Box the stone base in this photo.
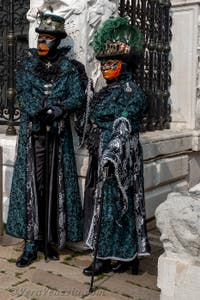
[0,233,22,246]
[3,196,9,224]
[157,254,200,300]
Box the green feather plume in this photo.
[92,17,143,55]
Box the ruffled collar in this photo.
[106,72,133,86]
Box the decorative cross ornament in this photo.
[46,61,52,68]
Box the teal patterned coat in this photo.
[85,73,151,260]
[6,48,85,245]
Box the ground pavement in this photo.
[0,226,163,300]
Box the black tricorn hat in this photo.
[35,13,67,39]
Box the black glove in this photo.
[34,106,63,123]
[102,160,115,177]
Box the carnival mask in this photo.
[37,34,58,57]
[101,59,122,80]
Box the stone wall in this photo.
[170,0,200,130]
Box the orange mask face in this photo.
[101,59,122,80]
[37,34,57,57]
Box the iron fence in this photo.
[119,0,172,131]
[0,0,29,134]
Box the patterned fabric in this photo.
[85,73,150,260]
[24,240,38,254]
[100,117,133,219]
[6,48,85,246]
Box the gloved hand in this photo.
[102,160,115,177]
[34,106,63,124]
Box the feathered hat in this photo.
[93,17,143,61]
[35,12,67,39]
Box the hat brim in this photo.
[96,50,143,61]
[35,28,67,39]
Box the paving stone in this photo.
[9,281,81,300]
[85,289,130,300]
[111,272,158,292]
[24,261,113,291]
[0,272,20,289]
[34,294,81,300]
[99,275,160,300]
[0,289,13,300]
[0,259,26,276]
[8,281,51,299]
[30,269,90,297]
[13,297,28,300]
[0,243,23,260]
[30,260,87,283]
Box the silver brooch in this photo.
[125,83,132,93]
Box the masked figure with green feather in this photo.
[82,17,151,276]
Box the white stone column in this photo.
[170,0,199,130]
[158,254,200,300]
[156,191,200,300]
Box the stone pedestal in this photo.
[0,134,17,224]
[158,254,200,300]
[156,191,200,300]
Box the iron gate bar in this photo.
[119,0,125,16]
[131,0,136,25]
[163,0,172,129]
[7,0,17,135]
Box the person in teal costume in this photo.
[6,13,86,267]
[82,17,151,276]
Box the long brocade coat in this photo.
[6,49,85,247]
[85,73,151,260]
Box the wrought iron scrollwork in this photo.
[119,0,172,131]
[0,0,29,134]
